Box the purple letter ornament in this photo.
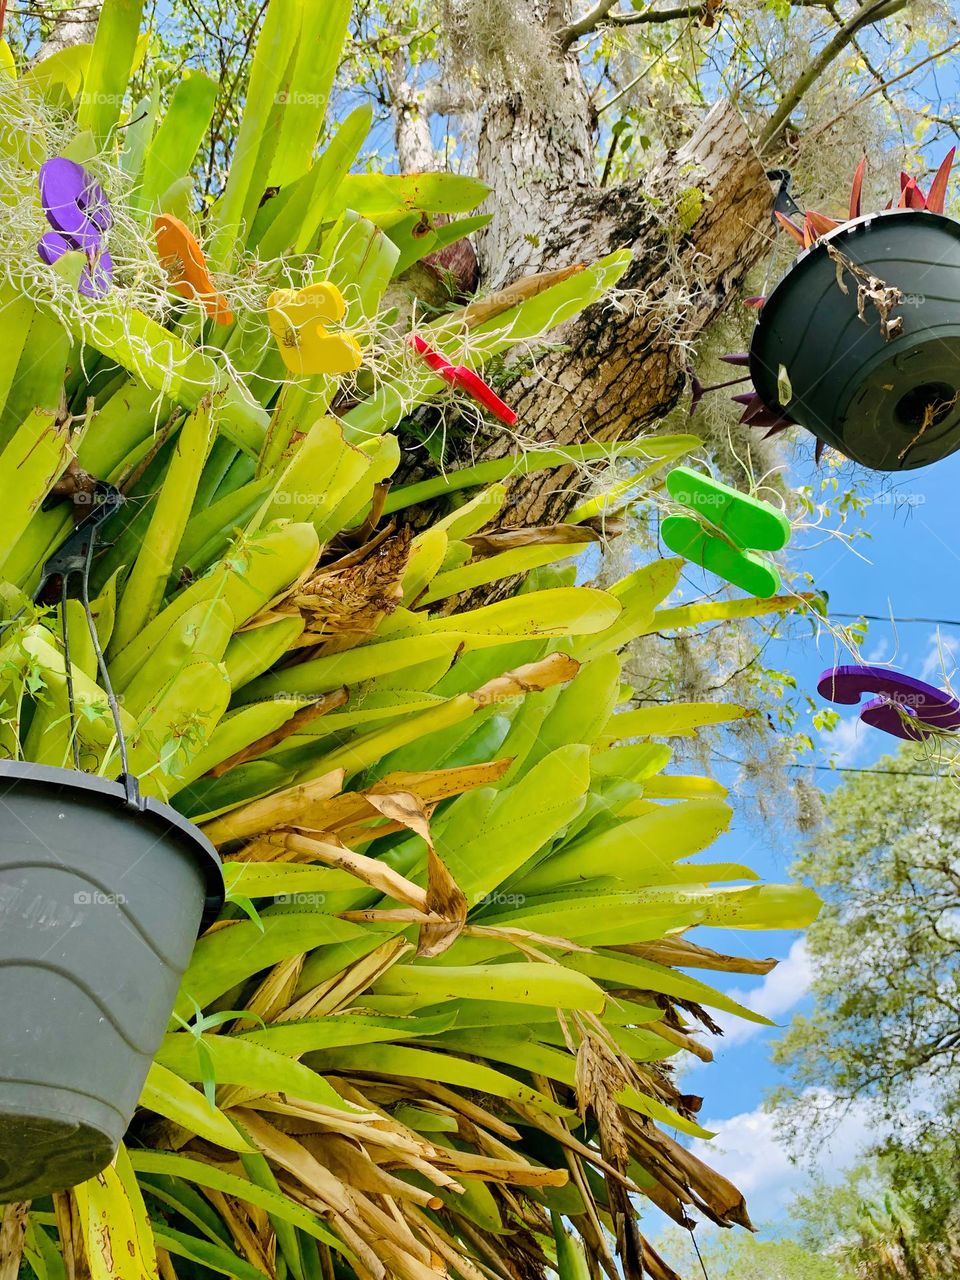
[818,665,960,741]
[37,158,113,298]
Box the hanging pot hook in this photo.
[766,168,802,222]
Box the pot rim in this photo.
[0,759,224,930]
[749,207,960,411]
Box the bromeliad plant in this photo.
[698,152,960,473]
[0,4,820,1280]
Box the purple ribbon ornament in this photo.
[818,665,960,741]
[37,158,113,298]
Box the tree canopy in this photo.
[773,746,960,1136]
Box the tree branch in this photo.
[558,0,619,49]
[806,33,960,144]
[759,0,910,149]
[559,0,835,46]
[35,0,101,60]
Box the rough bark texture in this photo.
[469,99,773,529]
[471,1,595,288]
[391,4,773,537]
[36,0,102,60]
[387,62,440,175]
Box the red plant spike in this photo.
[898,176,926,209]
[774,210,806,247]
[410,336,518,426]
[926,147,956,215]
[775,150,955,258]
[805,209,840,237]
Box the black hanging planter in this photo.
[0,762,223,1200]
[750,208,960,471]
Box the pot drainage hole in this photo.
[895,381,956,430]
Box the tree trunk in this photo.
[471,98,773,529]
[36,0,102,60]
[392,4,773,533]
[387,61,440,175]
[473,3,595,288]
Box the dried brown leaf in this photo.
[464,524,601,556]
[472,653,580,708]
[455,263,586,329]
[201,770,345,846]
[208,690,348,777]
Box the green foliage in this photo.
[0,5,824,1279]
[770,744,960,1274]
[772,745,960,1136]
[656,1226,855,1280]
[790,1144,960,1280]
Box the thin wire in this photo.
[60,576,81,771]
[787,762,942,778]
[688,1228,710,1280]
[829,612,960,627]
[80,529,129,778]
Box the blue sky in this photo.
[660,440,960,1234]
[650,44,960,1222]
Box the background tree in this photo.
[656,1146,960,1279]
[772,745,960,1138]
[655,1223,856,1279]
[793,1148,960,1279]
[772,745,960,1273]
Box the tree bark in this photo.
[393,5,773,533]
[473,3,596,288]
[477,99,772,528]
[387,62,439,175]
[36,0,102,60]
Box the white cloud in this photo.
[865,637,891,664]
[684,939,812,1066]
[825,714,867,767]
[714,938,812,1049]
[688,1094,878,1228]
[920,630,960,683]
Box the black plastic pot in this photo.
[750,208,960,471]
[0,762,223,1200]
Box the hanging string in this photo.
[60,575,81,771]
[79,518,130,781]
[0,485,134,792]
[688,1227,711,1280]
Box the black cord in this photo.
[60,576,81,771]
[788,761,946,778]
[688,1227,710,1280]
[79,526,130,780]
[830,611,960,627]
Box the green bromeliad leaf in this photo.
[127,1153,345,1252]
[0,6,821,1278]
[140,1063,253,1153]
